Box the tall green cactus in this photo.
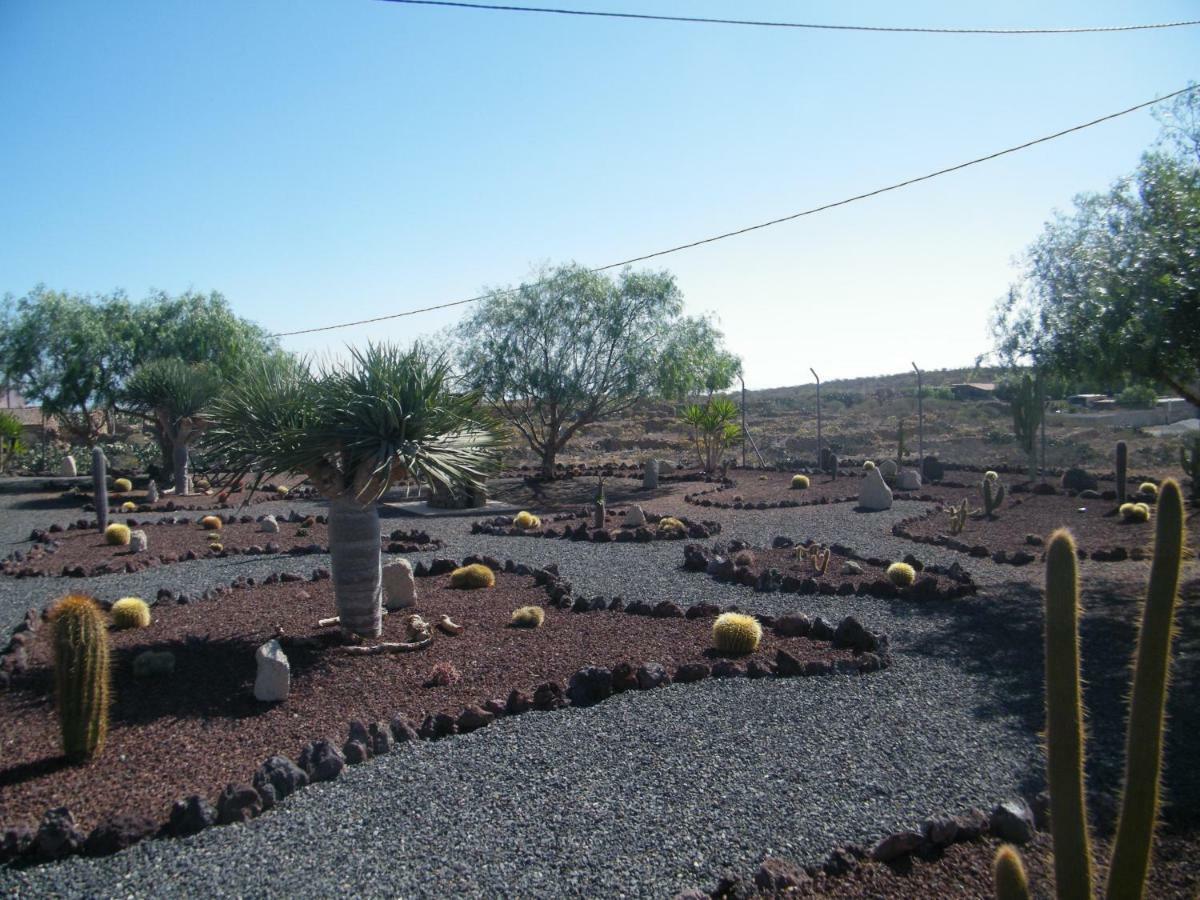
[1116,440,1128,504]
[50,594,111,763]
[1182,435,1199,502]
[982,472,1006,517]
[993,845,1031,900]
[1106,478,1185,898]
[92,447,108,532]
[996,479,1186,900]
[1044,529,1093,900]
[1010,372,1043,481]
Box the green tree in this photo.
[993,88,1200,406]
[204,344,502,638]
[122,359,224,495]
[0,411,24,472]
[681,397,741,472]
[456,262,684,479]
[656,315,742,402]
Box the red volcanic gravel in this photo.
[686,469,966,511]
[0,571,861,835]
[4,519,442,578]
[895,491,1200,563]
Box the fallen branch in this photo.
[338,637,433,656]
[317,610,389,629]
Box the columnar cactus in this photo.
[992,845,1031,900]
[1181,435,1199,501]
[948,499,970,535]
[92,447,108,532]
[982,471,1006,517]
[1116,440,1128,504]
[50,594,112,762]
[996,479,1186,900]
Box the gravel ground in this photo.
[0,486,1131,897]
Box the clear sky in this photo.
[1,1,1196,388]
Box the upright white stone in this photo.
[642,459,658,490]
[145,481,159,503]
[896,469,922,491]
[259,514,280,534]
[129,530,148,553]
[879,459,899,479]
[383,559,417,611]
[58,456,77,477]
[858,466,894,511]
[623,505,647,527]
[254,639,290,702]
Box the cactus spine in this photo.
[996,479,1186,900]
[1105,478,1185,899]
[92,447,108,532]
[1182,435,1199,502]
[1116,440,1128,504]
[982,473,1006,517]
[50,594,111,762]
[992,845,1031,900]
[1044,529,1093,900]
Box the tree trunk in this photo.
[328,495,383,638]
[540,446,557,480]
[172,441,190,497]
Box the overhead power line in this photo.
[270,84,1196,339]
[377,0,1200,35]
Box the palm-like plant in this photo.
[203,344,504,639]
[123,359,224,496]
[0,410,24,473]
[681,397,742,473]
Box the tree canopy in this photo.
[0,287,275,439]
[455,262,700,477]
[656,315,743,402]
[993,87,1200,406]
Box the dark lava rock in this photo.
[368,721,395,755]
[775,612,812,637]
[804,660,833,676]
[84,815,156,856]
[217,783,263,825]
[457,705,495,733]
[990,799,1036,844]
[1061,467,1098,492]
[0,826,33,863]
[871,830,923,862]
[955,807,990,841]
[636,662,671,689]
[774,649,805,677]
[652,600,685,618]
[611,661,638,692]
[252,756,309,809]
[746,659,774,679]
[771,535,795,549]
[533,681,567,710]
[685,601,721,619]
[35,807,85,860]
[420,713,459,739]
[674,662,710,683]
[809,616,835,641]
[506,688,533,714]
[833,616,876,651]
[298,740,346,782]
[347,720,372,754]
[428,557,457,576]
[711,661,745,679]
[568,666,614,706]
[390,715,419,743]
[755,857,810,891]
[168,795,218,837]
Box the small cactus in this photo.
[49,594,111,763]
[276,485,289,496]
[791,474,810,490]
[208,542,224,553]
[863,460,876,471]
[112,478,132,493]
[982,473,1006,517]
[886,562,916,587]
[993,845,1031,900]
[1181,435,1199,501]
[120,501,137,512]
[510,606,545,628]
[796,543,830,575]
[514,511,541,530]
[657,516,686,536]
[110,597,151,629]
[712,612,762,655]
[450,563,496,589]
[104,523,131,546]
[1116,441,1128,503]
[1138,481,1158,500]
[1120,502,1151,523]
[200,515,223,530]
[948,499,970,535]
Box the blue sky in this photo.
[1,1,1196,387]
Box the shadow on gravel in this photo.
[906,572,1200,830]
[9,495,82,512]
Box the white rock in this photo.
[129,530,148,553]
[879,459,899,479]
[58,456,77,477]
[841,561,863,575]
[254,639,290,702]
[145,481,159,503]
[623,505,647,527]
[259,515,280,534]
[896,469,922,491]
[858,467,893,511]
[642,458,658,490]
[383,559,417,611]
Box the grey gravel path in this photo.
[0,487,1106,897]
